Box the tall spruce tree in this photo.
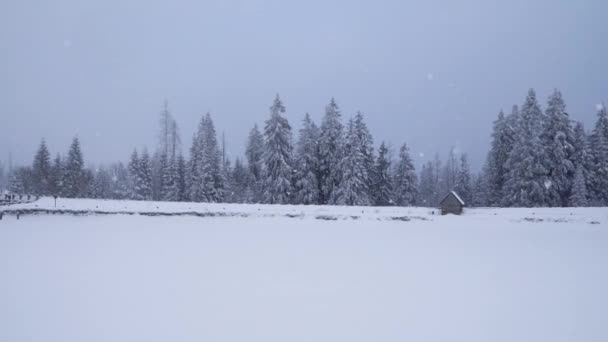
[200,113,224,202]
[588,105,608,205]
[176,154,187,201]
[441,147,459,196]
[393,143,418,206]
[110,162,130,199]
[139,149,154,200]
[245,124,265,203]
[62,137,86,198]
[187,130,203,201]
[262,94,293,204]
[503,89,548,207]
[294,113,320,204]
[454,153,472,204]
[569,164,588,207]
[333,118,371,206]
[542,90,575,206]
[32,139,51,195]
[471,173,489,207]
[49,154,64,196]
[92,166,112,199]
[372,142,393,206]
[485,109,514,206]
[318,98,344,204]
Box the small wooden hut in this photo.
[440,191,465,215]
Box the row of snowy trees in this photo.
[482,89,608,207]
[6,90,608,207]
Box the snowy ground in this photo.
[1,199,607,341]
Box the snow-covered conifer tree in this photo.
[372,142,393,206]
[454,153,472,204]
[293,113,320,204]
[245,124,265,203]
[318,98,344,204]
[49,154,64,196]
[569,164,588,207]
[441,147,459,196]
[128,149,142,200]
[542,90,575,206]
[470,173,489,207]
[32,139,51,195]
[109,162,130,199]
[62,137,86,198]
[200,113,224,202]
[187,129,203,201]
[393,143,418,206]
[176,154,187,201]
[333,118,371,206]
[139,149,153,200]
[503,89,549,207]
[588,105,608,205]
[485,110,511,206]
[92,166,112,199]
[262,94,293,204]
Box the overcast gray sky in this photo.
[1,0,607,170]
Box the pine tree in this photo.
[572,122,588,167]
[441,146,459,196]
[262,94,293,204]
[200,113,224,202]
[139,149,153,200]
[222,157,236,203]
[9,167,34,194]
[318,98,344,204]
[569,164,588,207]
[572,122,593,205]
[503,89,548,207]
[372,142,393,206]
[393,143,418,206]
[187,130,203,201]
[161,154,179,201]
[154,101,181,201]
[542,90,575,206]
[49,154,64,196]
[293,113,320,204]
[110,162,130,199]
[92,166,112,199]
[418,161,436,206]
[128,149,142,200]
[230,158,252,203]
[470,173,489,207]
[63,137,86,198]
[245,124,265,203]
[176,154,187,201]
[333,118,371,206]
[32,139,52,195]
[485,108,517,206]
[454,153,472,204]
[588,105,608,205]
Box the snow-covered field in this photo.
[1,199,607,341]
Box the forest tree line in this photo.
[2,89,607,207]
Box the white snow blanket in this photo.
[0,198,607,341]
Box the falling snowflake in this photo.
[544,180,552,189]
[419,152,425,158]
[596,103,605,111]
[63,39,72,48]
[426,73,434,81]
